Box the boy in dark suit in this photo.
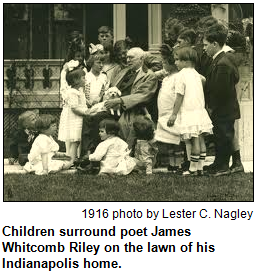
[203,23,240,176]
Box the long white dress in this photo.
[155,73,181,145]
[58,88,87,142]
[23,134,66,175]
[175,68,213,139]
[89,136,136,175]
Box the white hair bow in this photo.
[89,43,104,55]
[67,60,80,71]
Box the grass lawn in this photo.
[3,172,253,202]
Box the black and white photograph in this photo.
[3,3,253,202]
[1,3,255,276]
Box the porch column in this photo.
[148,4,162,53]
[211,4,229,22]
[113,4,126,42]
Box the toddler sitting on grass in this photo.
[133,115,158,175]
[82,119,136,176]
[24,115,70,175]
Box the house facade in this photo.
[3,4,253,161]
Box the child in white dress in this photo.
[24,115,70,175]
[80,53,111,160]
[88,119,136,175]
[60,51,87,104]
[60,49,87,156]
[168,47,213,176]
[154,51,184,172]
[85,53,109,107]
[58,67,96,168]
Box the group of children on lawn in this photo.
[9,18,244,177]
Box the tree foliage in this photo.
[167,4,211,28]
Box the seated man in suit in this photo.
[203,23,241,176]
[104,47,158,150]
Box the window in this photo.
[4,4,113,59]
[4,4,29,59]
[53,4,84,59]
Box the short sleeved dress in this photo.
[155,73,181,145]
[85,71,109,104]
[60,65,87,103]
[23,134,66,175]
[89,136,136,175]
[175,68,213,139]
[58,88,87,142]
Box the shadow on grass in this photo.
[3,172,253,202]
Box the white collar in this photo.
[213,49,224,60]
[88,70,105,80]
[222,44,235,53]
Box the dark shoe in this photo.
[18,154,29,166]
[167,165,178,172]
[167,164,175,171]
[167,165,183,175]
[230,163,244,174]
[73,158,82,167]
[209,168,231,177]
[197,170,204,176]
[131,169,144,175]
[181,160,190,171]
[203,162,217,171]
[77,158,90,169]
[77,165,95,174]
[175,167,184,175]
[182,170,198,176]
[154,160,161,168]
[52,155,71,161]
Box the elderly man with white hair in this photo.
[105,47,158,149]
